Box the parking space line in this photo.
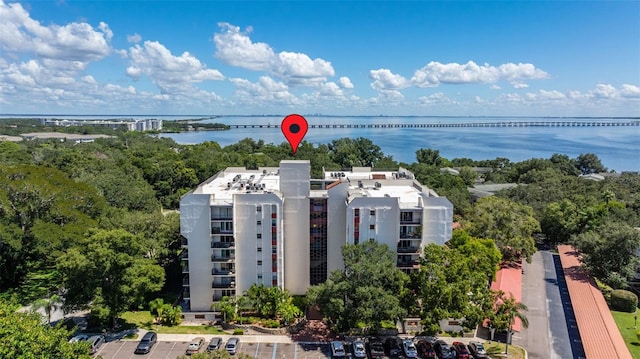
[293,343,297,359]
[254,343,260,358]
[272,343,277,359]
[164,341,177,359]
[112,341,126,358]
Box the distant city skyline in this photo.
[0,0,638,116]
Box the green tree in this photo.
[32,293,64,324]
[160,304,182,326]
[574,153,607,175]
[212,296,236,322]
[307,240,408,332]
[0,299,92,359]
[328,138,384,168]
[416,148,447,166]
[58,229,165,327]
[149,298,165,322]
[571,222,640,289]
[488,290,529,354]
[541,199,580,244]
[458,166,477,186]
[466,197,540,262]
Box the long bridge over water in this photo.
[230,120,640,129]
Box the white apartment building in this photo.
[180,160,452,312]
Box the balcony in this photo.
[211,227,233,234]
[181,237,188,247]
[213,292,235,301]
[212,268,235,276]
[179,250,188,260]
[182,289,190,299]
[182,265,189,273]
[183,276,190,286]
[400,232,422,239]
[211,241,235,249]
[211,255,235,262]
[397,259,420,268]
[397,246,421,254]
[212,281,235,289]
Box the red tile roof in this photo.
[558,245,632,359]
[490,262,523,332]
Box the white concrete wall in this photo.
[180,193,214,312]
[327,182,349,274]
[280,161,310,295]
[233,193,283,293]
[422,196,453,246]
[347,197,400,251]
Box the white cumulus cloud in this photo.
[127,33,142,43]
[127,40,224,93]
[338,76,354,89]
[410,61,549,87]
[214,22,334,86]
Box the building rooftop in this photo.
[194,167,282,200]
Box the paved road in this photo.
[514,250,572,359]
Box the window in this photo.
[370,210,376,216]
[257,260,262,266]
[257,220,262,226]
[354,208,360,217]
[256,206,262,212]
[257,247,262,252]
[257,233,262,239]
[257,274,263,280]
[370,224,375,230]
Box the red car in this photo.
[451,342,470,359]
[416,340,437,359]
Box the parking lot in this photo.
[94,340,333,359]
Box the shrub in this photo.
[233,329,244,335]
[262,319,281,328]
[610,289,638,313]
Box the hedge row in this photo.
[610,289,638,313]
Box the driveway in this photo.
[513,249,573,359]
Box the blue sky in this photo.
[1,1,639,116]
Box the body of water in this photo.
[158,116,640,172]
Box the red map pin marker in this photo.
[281,114,308,154]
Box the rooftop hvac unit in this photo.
[263,169,267,175]
[358,180,363,188]
[226,182,231,189]
[375,182,382,188]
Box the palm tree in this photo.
[491,290,529,354]
[33,294,64,324]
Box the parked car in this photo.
[134,331,157,354]
[367,337,385,358]
[384,337,402,358]
[69,334,89,343]
[352,340,367,358]
[403,339,418,358]
[434,340,454,359]
[186,337,205,355]
[87,335,105,355]
[207,337,223,352]
[331,340,347,358]
[467,341,489,359]
[226,337,239,355]
[451,342,470,359]
[416,340,437,359]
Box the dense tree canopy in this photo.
[466,197,540,262]
[307,240,409,332]
[0,299,92,359]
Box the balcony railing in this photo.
[397,246,421,254]
[181,237,188,246]
[183,276,190,286]
[212,281,235,289]
[211,227,233,234]
[211,242,235,249]
[182,265,189,273]
[400,232,422,239]
[179,250,188,260]
[212,268,235,276]
[211,255,235,262]
[397,259,420,268]
[182,289,190,299]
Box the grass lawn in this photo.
[611,309,640,359]
[484,342,526,359]
[120,311,228,335]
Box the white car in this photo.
[68,334,89,343]
[352,340,367,358]
[186,337,205,355]
[403,339,418,358]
